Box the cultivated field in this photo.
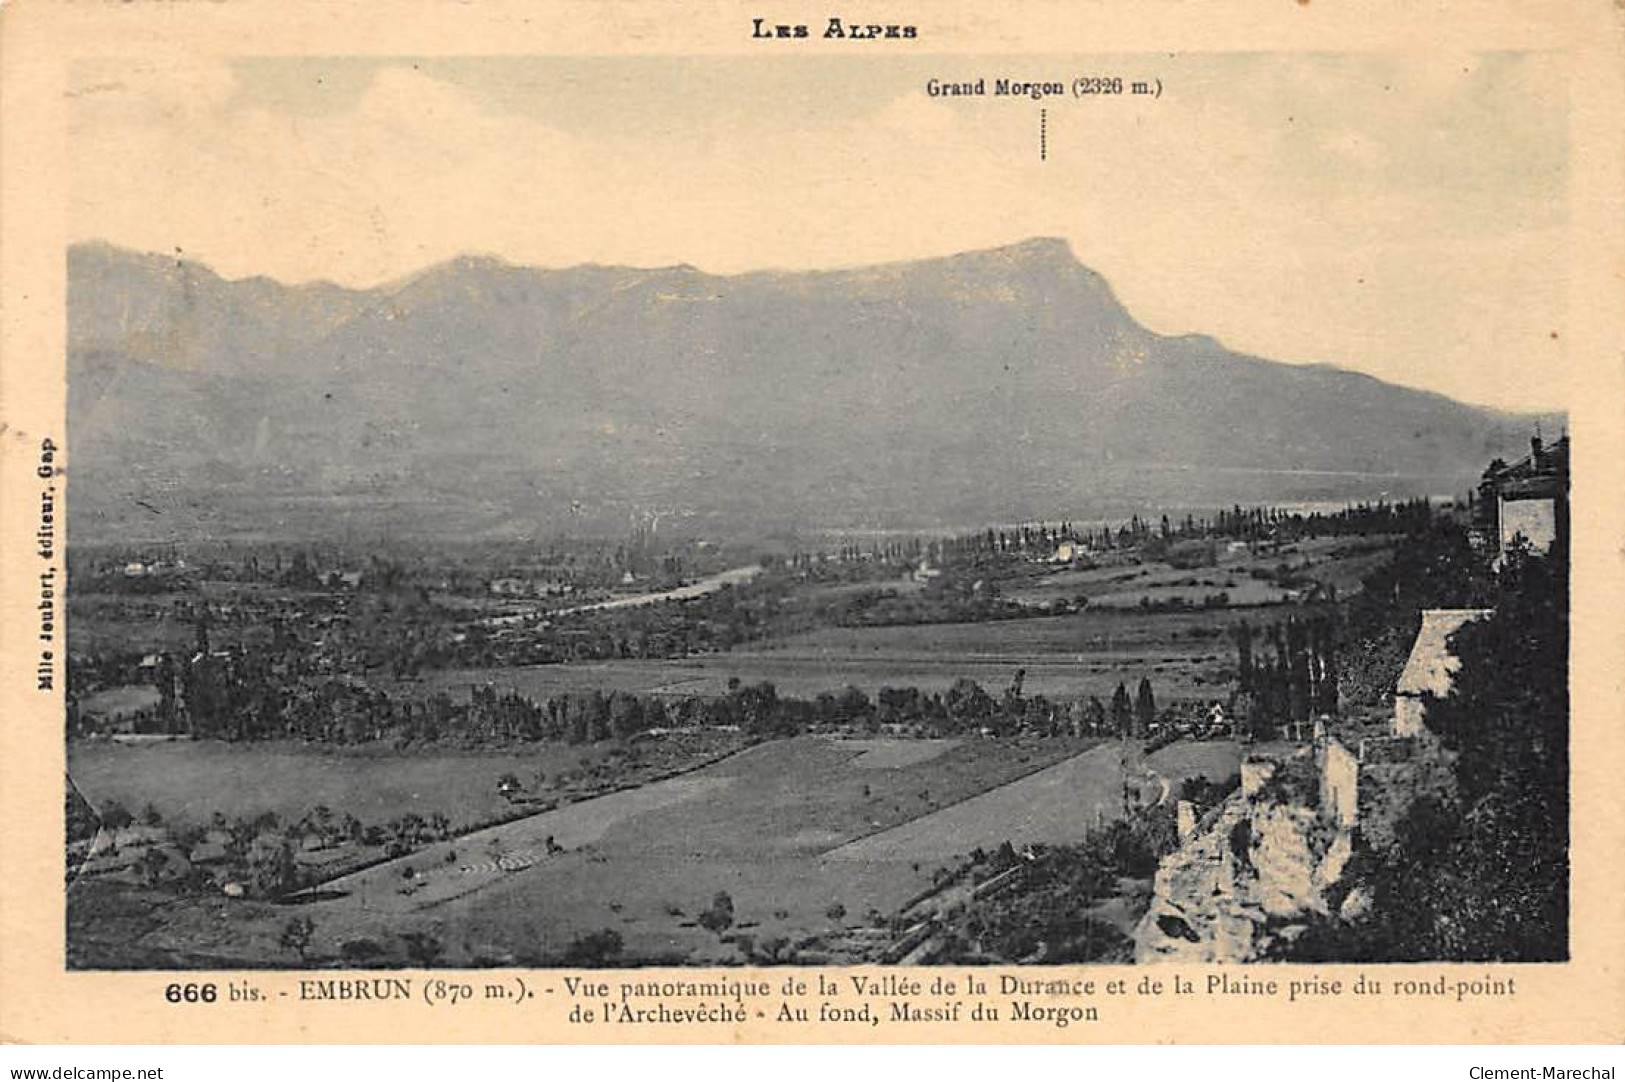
[828,739,1241,862]
[69,732,1244,967]
[68,739,626,831]
[79,685,162,723]
[406,607,1241,705]
[65,533,1398,968]
[1002,536,1393,609]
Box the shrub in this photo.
[340,937,386,963]
[562,928,624,966]
[279,916,316,959]
[398,930,443,967]
[100,801,134,832]
[697,891,735,934]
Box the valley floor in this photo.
[67,734,1241,968]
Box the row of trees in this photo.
[80,658,1181,747]
[1231,614,1340,738]
[784,497,1439,571]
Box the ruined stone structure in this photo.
[1318,737,1360,831]
[1134,604,1476,963]
[1134,747,1346,963]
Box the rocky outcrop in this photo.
[1136,606,1483,964]
[1135,751,1343,963]
[1135,731,1456,962]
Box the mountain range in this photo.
[66,238,1556,543]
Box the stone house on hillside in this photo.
[1474,434,1569,558]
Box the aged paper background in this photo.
[2,0,1622,1044]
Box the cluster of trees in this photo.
[1177,771,1242,814]
[778,499,1433,577]
[101,801,468,900]
[1336,517,1495,711]
[802,522,1090,567]
[71,593,458,734]
[111,815,311,901]
[1105,678,1158,739]
[838,581,1030,628]
[449,576,800,669]
[1230,614,1340,739]
[1133,590,1235,613]
[80,655,1183,748]
[68,536,755,705]
[72,569,790,713]
[510,564,1032,669]
[937,811,1178,964]
[277,918,635,969]
[1293,537,1567,962]
[868,673,1173,739]
[72,534,721,598]
[1204,498,1437,544]
[788,497,1440,573]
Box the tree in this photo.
[698,891,735,934]
[734,681,782,735]
[399,930,444,968]
[1134,678,1156,738]
[279,916,316,960]
[1004,668,1027,707]
[1292,540,1568,963]
[1110,683,1133,737]
[946,679,995,731]
[100,800,134,833]
[1315,636,1341,716]
[139,847,168,888]
[1286,618,1311,726]
[1234,620,1255,690]
[608,691,647,740]
[1409,542,1568,959]
[247,836,302,899]
[1083,696,1107,735]
[312,804,335,843]
[562,928,624,966]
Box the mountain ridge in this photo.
[66,239,1557,542]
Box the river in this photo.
[484,564,763,626]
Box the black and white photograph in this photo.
[56,47,1573,978]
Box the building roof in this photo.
[1486,435,1569,491]
[1500,476,1562,502]
[1396,608,1494,698]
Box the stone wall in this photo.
[1240,756,1278,798]
[1319,738,1360,831]
[1393,695,1427,738]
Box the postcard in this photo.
[1,0,1621,1045]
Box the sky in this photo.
[68,52,1570,412]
